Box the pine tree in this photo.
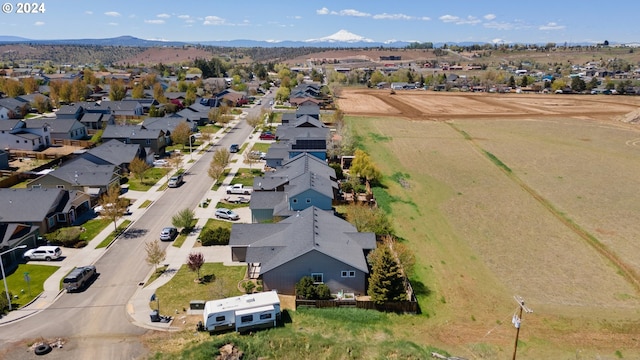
[367,246,407,305]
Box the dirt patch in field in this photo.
[338,88,640,123]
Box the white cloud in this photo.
[185,19,195,24]
[203,16,225,25]
[109,22,119,26]
[145,19,165,24]
[157,13,170,18]
[484,14,496,21]
[439,14,480,25]
[104,11,121,17]
[34,21,44,26]
[373,13,412,20]
[85,10,93,15]
[178,15,190,19]
[316,7,329,15]
[539,22,565,31]
[419,16,431,21]
[338,9,370,17]
[439,15,459,23]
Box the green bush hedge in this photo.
[200,226,230,246]
[44,227,87,248]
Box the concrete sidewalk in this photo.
[0,114,260,330]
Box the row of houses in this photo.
[229,102,377,296]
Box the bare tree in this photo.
[187,252,205,281]
[246,114,262,131]
[169,152,183,175]
[208,162,224,184]
[243,150,259,169]
[98,184,127,232]
[145,240,166,272]
[212,148,231,168]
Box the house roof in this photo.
[0,97,28,111]
[249,191,286,210]
[277,126,329,142]
[79,112,104,124]
[100,100,142,111]
[142,116,195,132]
[82,139,142,166]
[254,153,336,190]
[102,124,163,140]
[42,118,84,133]
[48,158,118,186]
[230,206,376,274]
[283,171,336,199]
[0,188,68,223]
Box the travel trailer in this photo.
[202,291,281,333]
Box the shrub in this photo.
[200,226,231,246]
[243,281,256,294]
[44,227,84,247]
[295,276,332,300]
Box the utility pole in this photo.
[512,295,533,360]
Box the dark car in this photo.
[229,144,240,153]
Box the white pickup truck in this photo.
[226,184,252,195]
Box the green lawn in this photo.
[251,142,270,153]
[151,263,245,313]
[127,167,168,191]
[78,218,111,242]
[229,168,262,187]
[4,264,59,309]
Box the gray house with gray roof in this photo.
[101,124,166,155]
[26,158,120,199]
[79,139,147,173]
[230,206,376,295]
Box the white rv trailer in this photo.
[202,290,281,333]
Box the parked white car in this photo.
[153,159,169,167]
[23,246,62,261]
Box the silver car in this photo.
[215,208,239,221]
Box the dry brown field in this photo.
[338,88,640,358]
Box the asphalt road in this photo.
[0,101,262,359]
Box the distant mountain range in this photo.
[0,32,479,49]
[0,31,612,48]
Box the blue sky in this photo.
[1,1,638,44]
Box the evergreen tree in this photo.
[367,246,407,305]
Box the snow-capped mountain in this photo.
[305,30,373,43]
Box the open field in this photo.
[338,88,640,358]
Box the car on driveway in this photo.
[160,227,178,241]
[23,246,62,261]
[215,208,240,221]
[153,159,169,167]
[259,132,276,140]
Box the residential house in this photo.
[176,102,212,126]
[0,119,51,151]
[0,187,91,239]
[101,124,167,156]
[0,97,29,118]
[251,153,337,223]
[55,102,114,130]
[142,116,198,143]
[17,93,52,111]
[78,139,147,173]
[0,106,10,120]
[100,100,144,118]
[215,89,248,107]
[229,206,376,295]
[27,157,120,200]
[40,118,88,140]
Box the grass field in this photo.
[337,89,640,358]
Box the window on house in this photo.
[47,217,55,227]
[32,184,41,189]
[241,315,253,323]
[341,271,356,278]
[56,185,65,189]
[306,198,311,203]
[56,213,66,222]
[259,313,272,320]
[215,315,225,322]
[292,198,298,204]
[146,139,151,145]
[311,273,323,284]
